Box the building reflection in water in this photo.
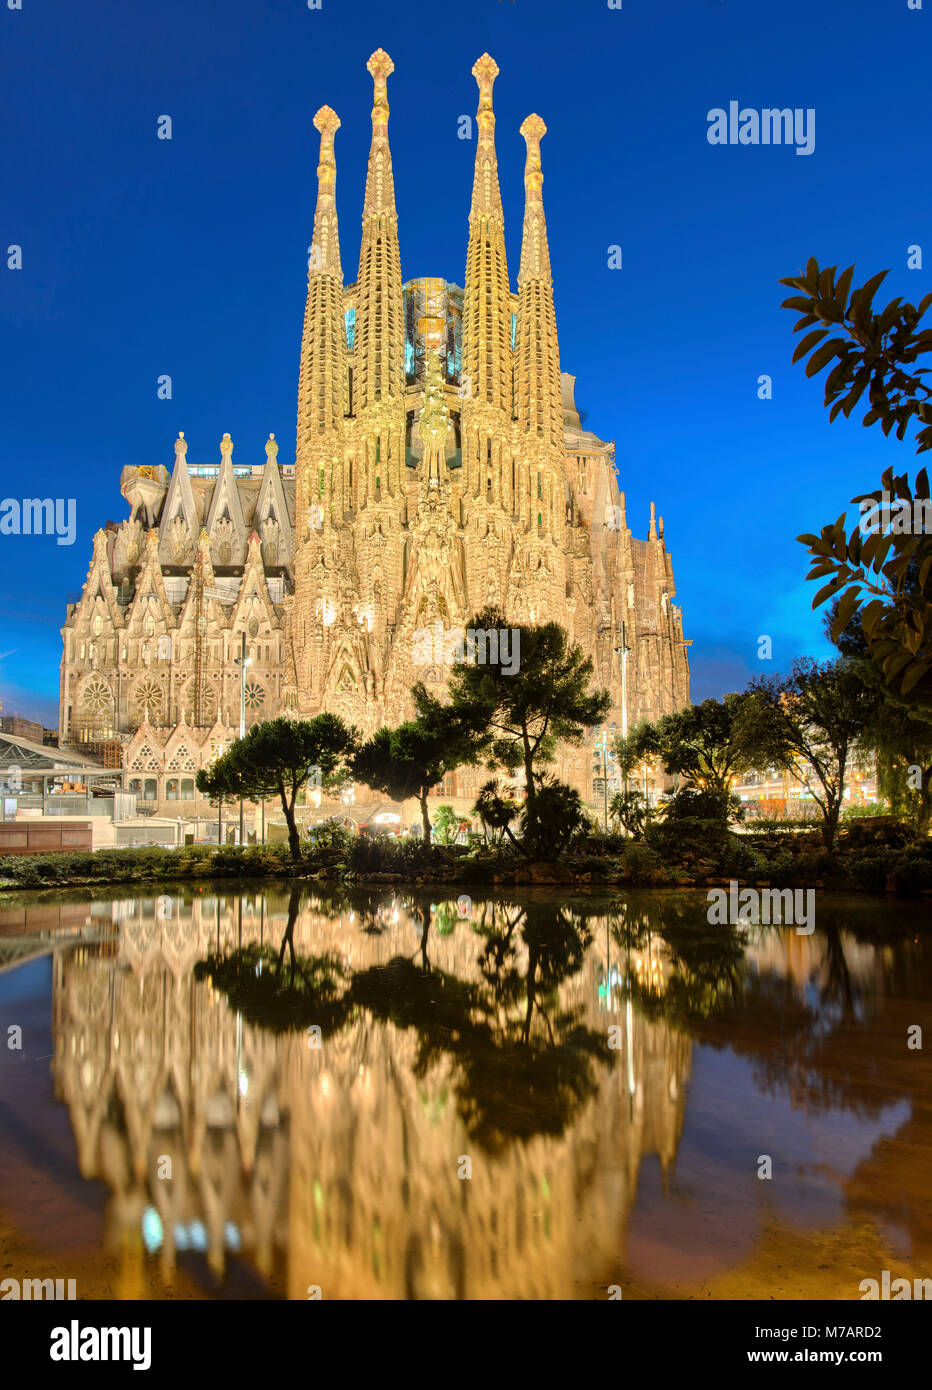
[38,887,929,1299]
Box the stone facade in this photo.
[59,49,690,818]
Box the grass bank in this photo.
[0,818,930,898]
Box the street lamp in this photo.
[615,621,632,801]
[592,727,612,833]
[233,633,253,845]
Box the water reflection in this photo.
[1,886,930,1299]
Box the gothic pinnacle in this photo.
[367,48,394,138]
[463,51,510,426]
[310,105,342,278]
[515,112,561,445]
[519,114,551,283]
[472,53,499,134]
[469,53,504,218]
[357,46,403,410]
[360,48,398,221]
[297,98,345,451]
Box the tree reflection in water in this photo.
[197,887,611,1154]
[8,881,929,1298]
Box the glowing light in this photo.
[141,1206,163,1254]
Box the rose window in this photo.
[82,677,113,712]
[244,679,265,709]
[134,678,164,718]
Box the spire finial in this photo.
[265,433,279,462]
[367,49,394,135]
[308,106,342,279]
[520,114,547,193]
[473,54,499,143]
[649,500,657,539]
[174,431,187,460]
[220,432,233,461]
[518,114,552,283]
[313,105,340,187]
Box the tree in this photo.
[519,777,589,859]
[827,601,932,834]
[737,658,880,850]
[432,804,461,845]
[626,695,753,797]
[782,259,932,702]
[195,714,357,863]
[446,606,610,833]
[780,260,932,452]
[608,788,651,839]
[610,735,642,797]
[799,468,932,702]
[352,693,485,845]
[472,778,521,848]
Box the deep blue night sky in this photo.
[1,0,929,724]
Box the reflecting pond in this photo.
[1,884,930,1299]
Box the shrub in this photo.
[619,841,668,885]
[0,841,298,890]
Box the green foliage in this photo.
[346,835,441,877]
[431,804,462,845]
[783,259,932,702]
[619,841,669,885]
[519,777,589,859]
[353,695,485,844]
[799,467,932,701]
[0,841,296,890]
[780,259,932,450]
[472,778,520,847]
[661,786,743,824]
[737,658,881,850]
[307,819,355,852]
[446,606,610,833]
[625,695,754,795]
[824,600,932,829]
[608,788,652,838]
[196,714,358,860]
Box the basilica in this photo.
[58,50,690,822]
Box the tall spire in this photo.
[296,104,346,495]
[355,48,404,413]
[310,104,342,278]
[515,114,562,449]
[462,54,512,421]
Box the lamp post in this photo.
[592,728,611,833]
[234,633,252,845]
[615,621,631,801]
